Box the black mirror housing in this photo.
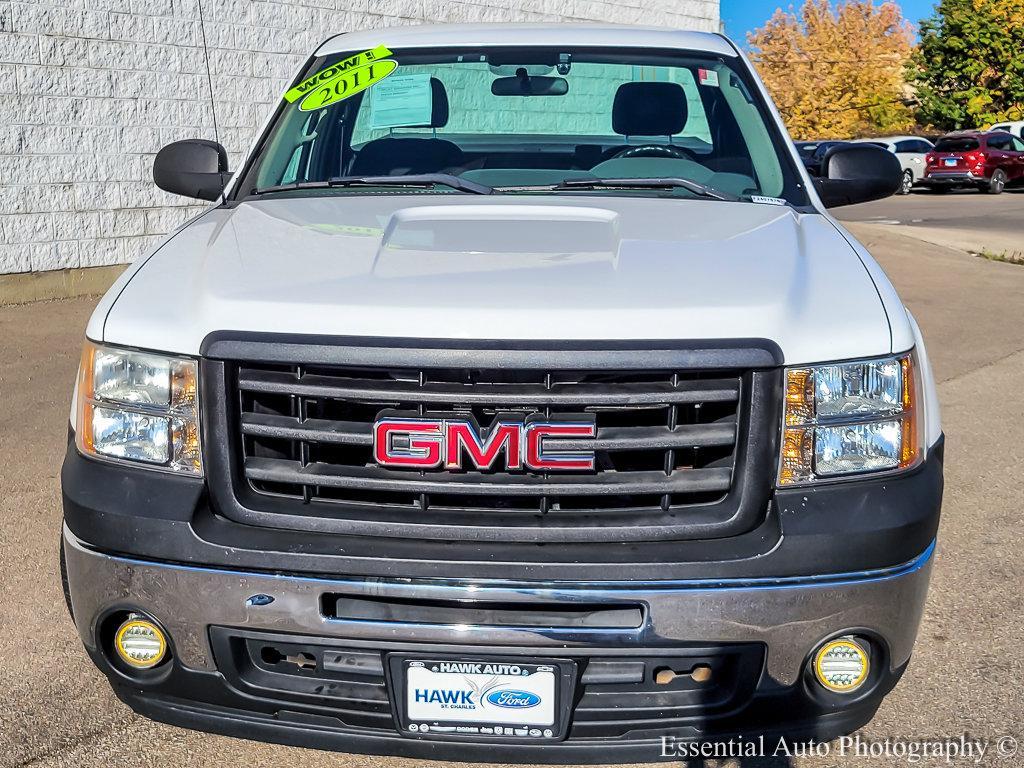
[491,74,569,96]
[812,144,902,208]
[153,139,229,201]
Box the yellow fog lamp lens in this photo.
[114,617,168,669]
[813,637,869,693]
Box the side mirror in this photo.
[812,144,902,208]
[153,139,229,201]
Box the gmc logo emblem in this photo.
[373,412,597,472]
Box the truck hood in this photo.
[100,195,893,364]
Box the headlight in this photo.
[779,353,919,485]
[75,341,202,475]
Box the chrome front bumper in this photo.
[63,524,933,688]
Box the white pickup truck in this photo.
[61,23,943,762]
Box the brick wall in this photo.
[0,0,719,275]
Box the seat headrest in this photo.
[349,137,463,176]
[411,77,449,129]
[612,82,688,137]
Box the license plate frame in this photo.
[944,157,958,166]
[388,654,577,742]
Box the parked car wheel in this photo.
[899,169,914,195]
[984,169,1007,194]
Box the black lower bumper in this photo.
[92,639,906,764]
[111,685,898,764]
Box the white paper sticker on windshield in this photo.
[369,73,434,129]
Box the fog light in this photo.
[114,616,167,669]
[813,636,869,693]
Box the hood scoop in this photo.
[373,205,621,277]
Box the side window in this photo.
[1011,136,1024,152]
[280,147,304,185]
[894,140,913,152]
[256,109,326,188]
[915,140,934,153]
[350,63,715,148]
[987,134,1009,150]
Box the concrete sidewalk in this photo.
[852,221,1024,262]
[3,225,1024,767]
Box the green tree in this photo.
[909,0,1024,129]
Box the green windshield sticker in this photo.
[284,46,399,112]
[284,45,393,103]
[297,58,398,111]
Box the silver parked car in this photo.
[855,135,935,194]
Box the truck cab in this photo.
[61,24,942,762]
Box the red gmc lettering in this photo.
[373,417,595,472]
[373,419,443,468]
[524,422,598,471]
[445,420,523,470]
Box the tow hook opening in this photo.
[654,664,713,685]
[260,644,318,671]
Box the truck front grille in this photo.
[225,359,757,541]
[202,337,780,545]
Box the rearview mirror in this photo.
[812,144,902,208]
[153,139,229,201]
[491,72,568,96]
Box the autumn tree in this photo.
[909,0,1024,129]
[748,0,916,139]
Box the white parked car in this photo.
[989,120,1024,139]
[855,135,935,194]
[61,23,943,762]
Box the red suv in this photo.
[923,130,1024,193]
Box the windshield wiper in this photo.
[253,173,493,196]
[554,177,739,202]
[252,180,334,195]
[330,174,493,195]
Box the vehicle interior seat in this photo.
[589,81,757,197]
[348,78,464,176]
[590,81,715,182]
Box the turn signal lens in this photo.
[813,637,870,693]
[779,353,919,485]
[114,616,168,669]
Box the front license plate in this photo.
[944,157,958,166]
[393,657,575,740]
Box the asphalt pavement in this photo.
[838,188,1024,257]
[2,204,1024,767]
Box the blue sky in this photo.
[720,0,939,42]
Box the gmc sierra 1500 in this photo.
[61,24,943,762]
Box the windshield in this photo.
[236,45,806,204]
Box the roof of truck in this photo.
[317,23,736,57]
